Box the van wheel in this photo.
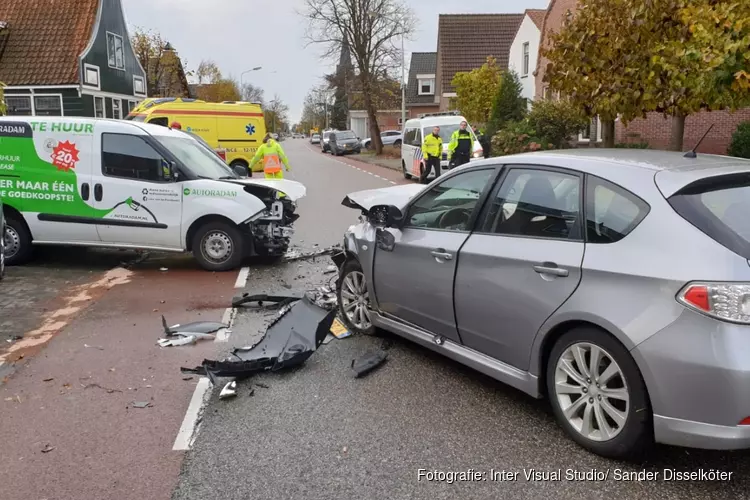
[402,160,412,179]
[336,259,376,336]
[192,221,244,272]
[546,327,653,459]
[4,216,33,266]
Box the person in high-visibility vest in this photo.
[420,126,443,184]
[249,133,290,179]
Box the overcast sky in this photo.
[123,0,549,122]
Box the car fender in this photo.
[342,222,379,307]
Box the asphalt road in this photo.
[173,140,750,500]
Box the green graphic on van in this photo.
[183,187,237,198]
[184,187,191,196]
[0,134,160,226]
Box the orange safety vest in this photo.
[263,154,282,174]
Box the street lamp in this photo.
[240,66,262,89]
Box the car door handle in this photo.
[430,249,453,261]
[533,263,569,277]
[81,183,90,201]
[94,183,103,202]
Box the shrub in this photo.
[527,99,589,149]
[728,121,750,159]
[486,70,526,138]
[490,120,553,156]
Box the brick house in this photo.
[436,13,524,111]
[347,76,402,138]
[508,9,546,104]
[406,52,439,118]
[535,0,750,153]
[0,0,148,119]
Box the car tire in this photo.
[546,327,653,460]
[4,215,33,266]
[0,223,5,281]
[393,139,402,148]
[336,259,376,336]
[402,160,412,179]
[192,221,244,272]
[365,142,372,150]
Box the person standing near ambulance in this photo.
[420,126,443,184]
[448,120,473,168]
[249,133,290,179]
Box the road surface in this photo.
[1,139,749,500]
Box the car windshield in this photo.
[423,124,473,143]
[337,131,356,140]
[323,132,332,139]
[669,173,750,259]
[156,136,236,179]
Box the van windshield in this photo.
[157,136,237,179]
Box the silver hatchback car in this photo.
[333,149,750,459]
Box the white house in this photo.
[508,9,546,105]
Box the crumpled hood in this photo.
[224,178,307,201]
[342,184,425,211]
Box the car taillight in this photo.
[677,282,750,323]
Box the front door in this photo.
[373,167,497,342]
[454,166,585,370]
[91,132,182,249]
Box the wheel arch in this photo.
[185,214,241,252]
[2,204,33,240]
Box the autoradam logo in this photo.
[51,141,80,172]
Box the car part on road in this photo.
[219,381,238,399]
[181,296,336,382]
[132,401,151,408]
[330,318,351,339]
[231,292,304,310]
[282,244,341,263]
[162,315,227,335]
[351,350,388,378]
[158,334,215,347]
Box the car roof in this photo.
[464,149,750,198]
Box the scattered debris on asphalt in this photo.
[132,401,151,408]
[351,350,388,378]
[162,315,227,335]
[5,335,22,343]
[182,376,194,381]
[256,382,270,389]
[282,244,341,263]
[309,286,337,311]
[41,444,55,453]
[248,387,255,397]
[330,318,351,339]
[181,295,336,382]
[43,377,54,382]
[324,265,337,274]
[84,344,105,351]
[322,333,336,345]
[83,383,122,394]
[120,251,151,269]
[219,381,238,400]
[157,333,214,347]
[232,292,303,310]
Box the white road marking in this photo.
[173,377,212,451]
[215,307,236,343]
[234,267,250,288]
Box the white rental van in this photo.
[0,117,306,272]
[400,112,483,180]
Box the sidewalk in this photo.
[349,152,401,171]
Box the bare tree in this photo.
[302,0,415,154]
[266,94,290,133]
[196,60,222,84]
[242,83,265,104]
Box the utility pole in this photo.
[401,32,406,127]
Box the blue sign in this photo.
[186,126,193,132]
[245,124,256,135]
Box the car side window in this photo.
[102,133,171,182]
[586,175,649,243]
[481,168,581,240]
[406,169,494,232]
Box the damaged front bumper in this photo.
[244,198,299,256]
[182,295,336,382]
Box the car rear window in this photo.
[668,173,750,259]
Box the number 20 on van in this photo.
[51,141,80,172]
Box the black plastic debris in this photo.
[351,350,388,378]
[282,244,341,263]
[181,295,336,382]
[231,292,303,310]
[162,315,227,336]
[331,250,346,270]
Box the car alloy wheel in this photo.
[340,270,372,331]
[554,342,629,442]
[201,230,234,265]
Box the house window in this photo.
[127,101,136,113]
[522,42,530,76]
[112,99,122,120]
[133,75,146,96]
[107,32,125,70]
[84,64,100,88]
[34,95,63,116]
[5,96,32,116]
[579,116,601,142]
[418,78,435,95]
[94,96,105,118]
[542,86,549,99]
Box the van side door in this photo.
[90,131,183,250]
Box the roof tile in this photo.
[526,9,547,31]
[0,0,99,85]
[406,52,437,105]
[437,14,524,94]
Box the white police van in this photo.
[0,117,305,271]
[400,112,483,180]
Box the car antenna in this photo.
[683,123,714,158]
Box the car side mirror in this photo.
[233,165,247,177]
[369,204,403,228]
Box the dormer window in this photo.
[417,74,435,95]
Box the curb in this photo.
[348,155,401,172]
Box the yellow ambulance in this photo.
[125,98,266,175]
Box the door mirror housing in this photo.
[368,204,403,228]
